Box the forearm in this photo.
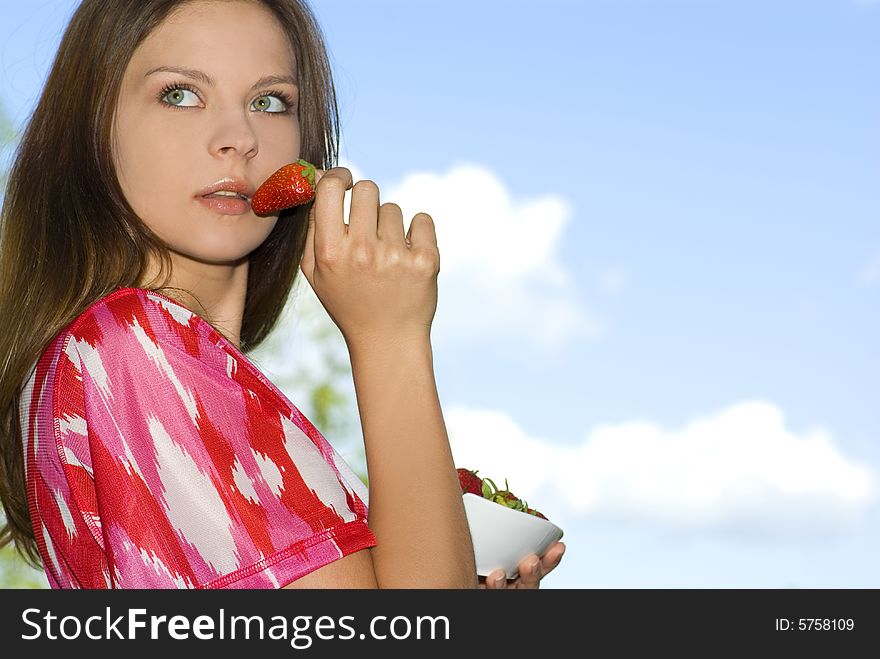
[349,336,477,588]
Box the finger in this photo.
[301,201,316,284]
[300,172,323,283]
[310,167,352,259]
[485,570,506,589]
[540,541,566,575]
[514,555,542,589]
[406,212,437,250]
[377,202,406,244]
[348,179,380,240]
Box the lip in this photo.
[196,177,255,216]
[196,177,255,200]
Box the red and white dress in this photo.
[19,287,375,588]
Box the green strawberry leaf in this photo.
[296,159,317,188]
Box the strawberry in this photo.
[457,468,483,496]
[251,159,317,215]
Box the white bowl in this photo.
[462,493,564,579]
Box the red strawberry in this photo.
[251,159,317,215]
[527,507,548,520]
[457,468,483,496]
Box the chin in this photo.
[170,239,264,266]
[176,223,274,260]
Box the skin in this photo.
[110,0,564,588]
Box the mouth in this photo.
[201,190,251,202]
[196,177,255,216]
[197,176,255,202]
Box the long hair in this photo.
[0,0,339,567]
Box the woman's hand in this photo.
[479,541,566,589]
[299,167,440,351]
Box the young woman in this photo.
[0,0,564,589]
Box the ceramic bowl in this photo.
[462,493,564,579]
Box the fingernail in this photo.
[529,558,540,575]
[494,575,505,588]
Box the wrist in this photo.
[346,331,433,364]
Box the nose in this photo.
[209,109,259,160]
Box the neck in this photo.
[138,253,249,350]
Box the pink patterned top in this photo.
[19,287,376,588]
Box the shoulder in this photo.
[54,287,293,418]
[51,287,242,387]
[39,286,246,420]
[65,287,220,360]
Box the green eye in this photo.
[162,87,199,107]
[251,95,286,113]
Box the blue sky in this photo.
[1,0,878,588]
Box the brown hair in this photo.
[0,0,339,567]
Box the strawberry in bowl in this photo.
[456,468,563,579]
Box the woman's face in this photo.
[113,0,300,268]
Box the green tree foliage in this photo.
[0,543,49,588]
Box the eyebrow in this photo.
[144,65,297,90]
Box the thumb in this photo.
[299,169,326,284]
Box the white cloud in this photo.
[445,400,876,540]
[380,162,604,349]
